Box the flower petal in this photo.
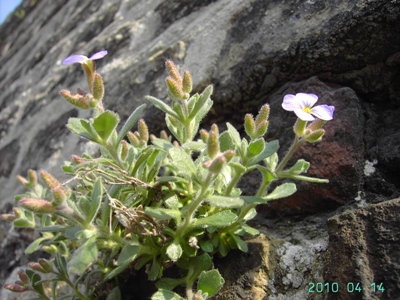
[89,50,108,60]
[62,55,88,65]
[311,105,335,120]
[282,94,302,111]
[295,93,318,108]
[293,109,315,121]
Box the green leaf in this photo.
[264,182,297,200]
[247,138,265,156]
[146,96,179,119]
[54,252,68,278]
[226,123,241,147]
[240,196,266,205]
[168,147,196,177]
[116,104,146,144]
[149,258,163,281]
[152,138,174,151]
[156,277,186,291]
[13,218,34,227]
[248,139,279,165]
[241,224,259,235]
[166,242,183,262]
[219,131,236,152]
[104,242,139,281]
[181,141,206,152]
[188,85,213,120]
[68,235,98,275]
[25,269,45,295]
[131,147,154,176]
[205,195,244,208]
[287,159,310,174]
[145,207,181,221]
[197,269,225,298]
[25,237,49,254]
[93,110,120,143]
[87,178,103,224]
[66,118,99,142]
[192,210,237,228]
[231,235,248,252]
[151,289,185,300]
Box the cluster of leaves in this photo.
[2,53,333,300]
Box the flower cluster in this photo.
[2,51,335,300]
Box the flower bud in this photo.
[255,104,270,126]
[165,60,182,84]
[173,141,180,148]
[28,262,46,273]
[255,120,269,137]
[71,155,86,164]
[60,89,90,109]
[17,270,29,284]
[93,73,104,101]
[210,124,219,135]
[182,71,193,93]
[3,283,28,293]
[208,155,226,174]
[304,129,325,143]
[138,119,149,143]
[13,207,23,218]
[42,245,58,255]
[127,131,141,147]
[166,77,188,100]
[160,130,169,141]
[38,258,53,273]
[207,131,220,159]
[199,129,209,143]
[19,198,55,214]
[202,160,212,169]
[16,175,29,187]
[307,118,327,131]
[120,140,129,161]
[293,119,307,137]
[52,186,67,206]
[244,114,256,139]
[1,213,16,221]
[40,170,62,190]
[223,150,235,162]
[28,169,37,187]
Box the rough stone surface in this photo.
[1,0,399,299]
[323,198,400,300]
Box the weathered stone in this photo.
[323,198,400,300]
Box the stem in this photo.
[224,171,243,196]
[176,173,214,237]
[275,135,305,173]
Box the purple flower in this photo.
[62,50,108,65]
[282,93,335,121]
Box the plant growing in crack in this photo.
[1,50,334,300]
